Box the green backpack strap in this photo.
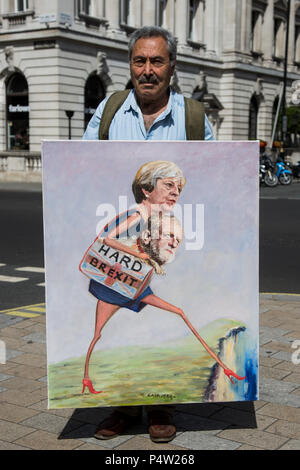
[99,90,205,140]
[184,97,205,140]
[98,89,131,140]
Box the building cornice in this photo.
[0,26,299,82]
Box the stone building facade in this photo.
[0,0,299,178]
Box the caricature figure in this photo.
[82,161,185,393]
[82,208,245,394]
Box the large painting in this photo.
[42,140,259,409]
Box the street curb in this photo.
[260,292,300,302]
[0,181,42,192]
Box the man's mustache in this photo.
[138,75,159,84]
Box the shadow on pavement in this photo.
[58,401,257,440]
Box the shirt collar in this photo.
[124,88,175,121]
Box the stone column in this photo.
[142,0,156,26]
[205,0,216,53]
[240,0,252,54]
[261,0,274,65]
[1,0,11,13]
[175,0,188,46]
[165,0,175,33]
[194,0,205,44]
[130,0,142,28]
[222,0,238,51]
[96,0,105,18]
[105,0,120,32]
[223,0,251,53]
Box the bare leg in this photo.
[84,301,120,380]
[142,294,245,384]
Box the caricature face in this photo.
[144,216,183,265]
[143,177,182,211]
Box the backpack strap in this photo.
[98,89,131,140]
[99,90,205,141]
[184,97,205,140]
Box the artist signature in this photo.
[141,392,176,400]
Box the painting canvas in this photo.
[42,140,259,409]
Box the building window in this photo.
[295,25,300,63]
[248,95,259,140]
[187,0,204,45]
[188,0,198,41]
[84,74,105,130]
[273,18,285,59]
[15,0,28,12]
[78,0,94,16]
[251,10,261,52]
[120,0,130,25]
[156,0,167,27]
[6,73,29,151]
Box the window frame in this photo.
[248,95,259,140]
[156,0,167,27]
[5,72,30,152]
[14,0,29,12]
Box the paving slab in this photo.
[19,412,83,435]
[278,439,300,450]
[0,297,299,450]
[0,402,40,423]
[14,430,83,450]
[264,419,300,439]
[172,431,241,450]
[259,365,291,380]
[257,403,300,423]
[0,440,30,450]
[0,419,35,442]
[75,443,107,450]
[115,436,187,451]
[216,428,289,450]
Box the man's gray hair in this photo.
[128,26,177,66]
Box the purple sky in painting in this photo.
[42,140,259,363]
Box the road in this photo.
[259,182,300,294]
[0,181,299,310]
[0,183,45,310]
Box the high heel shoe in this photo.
[82,378,102,394]
[223,369,246,385]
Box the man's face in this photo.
[130,36,175,103]
[145,217,183,265]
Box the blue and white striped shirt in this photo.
[83,88,214,141]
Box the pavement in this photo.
[0,295,300,450]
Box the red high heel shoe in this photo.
[223,369,246,385]
[82,378,102,394]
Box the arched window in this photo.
[84,74,105,130]
[248,95,259,140]
[6,73,29,151]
